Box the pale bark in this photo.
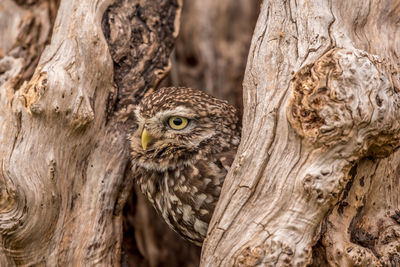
[201,1,400,266]
[0,0,183,266]
[1,0,259,265]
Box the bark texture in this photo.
[0,0,182,266]
[201,0,400,266]
[0,0,259,266]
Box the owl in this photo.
[130,87,241,246]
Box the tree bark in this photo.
[1,0,260,266]
[0,0,258,266]
[201,0,400,266]
[0,0,184,266]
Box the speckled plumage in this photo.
[130,87,241,246]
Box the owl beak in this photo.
[141,129,153,150]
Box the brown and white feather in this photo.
[130,87,240,246]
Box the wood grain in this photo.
[201,1,400,266]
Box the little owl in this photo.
[130,87,241,246]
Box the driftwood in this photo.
[201,0,400,266]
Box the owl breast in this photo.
[135,155,229,245]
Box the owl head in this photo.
[130,87,240,172]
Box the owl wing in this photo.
[178,150,236,222]
[213,150,237,173]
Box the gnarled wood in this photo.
[201,0,400,266]
[0,0,181,265]
[1,0,259,265]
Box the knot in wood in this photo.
[233,239,310,266]
[234,245,265,266]
[288,48,400,157]
[0,186,17,213]
[21,71,47,114]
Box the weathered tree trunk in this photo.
[201,0,400,266]
[0,0,186,265]
[0,0,258,266]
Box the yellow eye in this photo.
[168,116,189,130]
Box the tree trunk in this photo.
[201,0,400,266]
[0,0,185,265]
[0,0,258,266]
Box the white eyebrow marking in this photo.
[152,107,197,121]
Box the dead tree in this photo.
[201,0,400,266]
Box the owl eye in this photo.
[168,116,189,130]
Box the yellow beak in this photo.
[141,129,153,150]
